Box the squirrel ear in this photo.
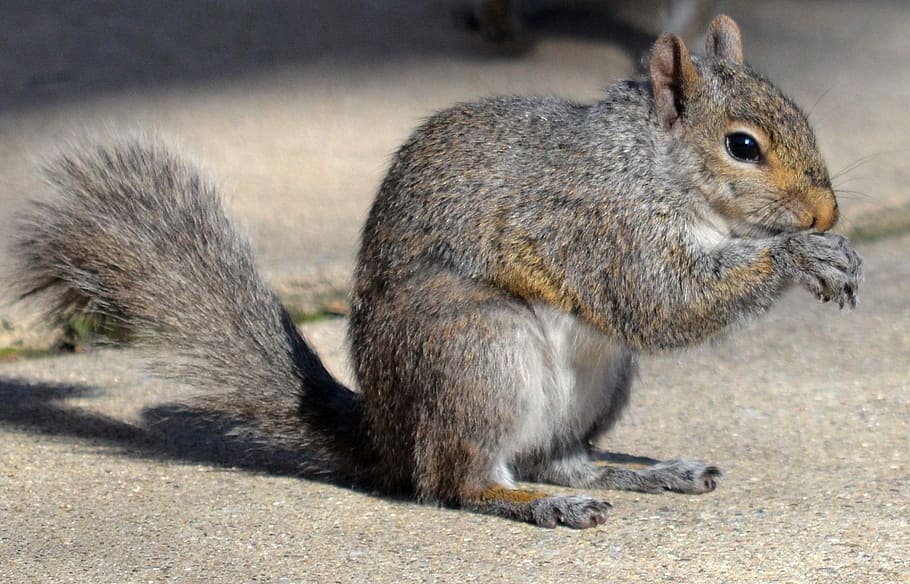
[649,33,698,129]
[705,15,743,63]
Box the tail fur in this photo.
[10,137,371,480]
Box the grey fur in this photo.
[349,16,860,525]
[9,16,862,528]
[11,139,372,481]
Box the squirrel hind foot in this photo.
[529,495,613,529]
[461,485,612,529]
[642,459,722,494]
[590,459,722,494]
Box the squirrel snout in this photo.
[802,188,839,232]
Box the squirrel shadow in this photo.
[0,374,660,481]
[0,376,351,483]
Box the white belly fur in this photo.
[505,303,630,463]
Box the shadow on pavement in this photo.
[0,376,346,481]
[0,373,671,488]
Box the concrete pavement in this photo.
[1,233,907,582]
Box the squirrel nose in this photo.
[807,188,839,232]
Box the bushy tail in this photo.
[10,137,371,480]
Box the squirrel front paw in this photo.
[785,233,863,309]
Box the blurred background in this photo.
[1,0,908,339]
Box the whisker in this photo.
[830,152,887,181]
[833,188,873,200]
[832,175,873,188]
[807,84,837,120]
[748,198,783,236]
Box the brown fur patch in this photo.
[474,485,549,505]
[494,239,575,310]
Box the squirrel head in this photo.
[649,15,838,235]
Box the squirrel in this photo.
[9,15,862,528]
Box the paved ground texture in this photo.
[1,1,908,582]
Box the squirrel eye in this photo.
[725,132,761,163]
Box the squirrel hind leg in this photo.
[414,436,612,528]
[588,457,722,494]
[411,417,613,528]
[357,269,613,528]
[529,448,722,494]
[461,485,612,529]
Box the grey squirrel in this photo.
[10,15,862,528]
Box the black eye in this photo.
[725,132,761,163]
